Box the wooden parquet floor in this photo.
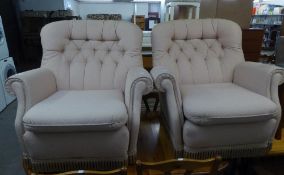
[137,112,175,162]
[269,129,284,155]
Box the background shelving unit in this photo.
[251,14,284,51]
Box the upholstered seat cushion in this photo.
[23,90,128,132]
[181,83,278,125]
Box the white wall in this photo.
[19,0,65,11]
[149,3,161,14]
[136,3,149,17]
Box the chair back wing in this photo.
[152,19,245,84]
[40,20,143,90]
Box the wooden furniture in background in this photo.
[143,55,153,71]
[0,0,23,71]
[132,15,145,31]
[20,13,79,71]
[242,28,264,62]
[275,84,284,140]
[200,0,253,29]
[136,157,227,175]
[281,18,284,35]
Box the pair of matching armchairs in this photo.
[6,19,284,173]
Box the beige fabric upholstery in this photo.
[234,62,284,99]
[5,68,57,156]
[151,19,284,158]
[181,83,277,125]
[6,68,57,110]
[152,19,244,84]
[41,20,142,91]
[24,127,129,160]
[151,66,183,152]
[124,67,153,157]
[23,90,127,132]
[6,20,153,172]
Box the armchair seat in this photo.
[181,83,278,125]
[23,90,128,133]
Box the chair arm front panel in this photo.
[234,62,284,138]
[124,67,153,157]
[151,66,184,153]
[5,68,57,155]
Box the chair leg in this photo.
[153,97,159,112]
[223,159,238,175]
[224,158,257,175]
[238,158,257,175]
[143,97,151,112]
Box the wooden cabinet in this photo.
[242,29,264,62]
[20,15,79,70]
[143,55,153,70]
[200,0,254,29]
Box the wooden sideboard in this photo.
[242,29,264,62]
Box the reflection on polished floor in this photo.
[129,111,174,175]
[137,112,174,162]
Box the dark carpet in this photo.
[0,101,25,175]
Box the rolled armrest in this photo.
[150,66,182,109]
[125,67,153,110]
[150,66,184,152]
[234,62,284,101]
[5,68,57,111]
[124,67,153,157]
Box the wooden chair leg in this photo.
[153,97,159,112]
[143,98,151,112]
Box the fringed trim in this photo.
[128,154,136,165]
[23,158,127,173]
[23,157,32,170]
[184,143,272,160]
[174,150,184,158]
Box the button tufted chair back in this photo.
[152,19,245,84]
[40,20,142,90]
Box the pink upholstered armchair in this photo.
[151,19,284,159]
[6,20,153,173]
